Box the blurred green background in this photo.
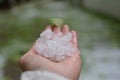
[0,0,120,80]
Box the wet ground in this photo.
[0,0,120,80]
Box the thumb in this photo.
[27,43,36,55]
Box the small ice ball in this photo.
[34,29,79,62]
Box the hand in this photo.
[19,25,82,80]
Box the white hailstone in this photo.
[34,29,79,62]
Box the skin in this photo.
[19,25,82,80]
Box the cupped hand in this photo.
[19,25,82,80]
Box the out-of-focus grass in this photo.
[0,10,52,80]
[0,17,50,47]
[79,7,120,46]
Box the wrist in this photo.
[21,70,69,80]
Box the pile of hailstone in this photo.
[35,29,78,62]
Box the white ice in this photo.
[35,29,79,62]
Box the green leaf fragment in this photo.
[49,18,63,27]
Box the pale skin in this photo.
[19,25,82,80]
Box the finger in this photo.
[45,25,52,30]
[26,43,38,55]
[53,27,61,33]
[62,25,69,34]
[71,30,78,48]
[19,50,56,71]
